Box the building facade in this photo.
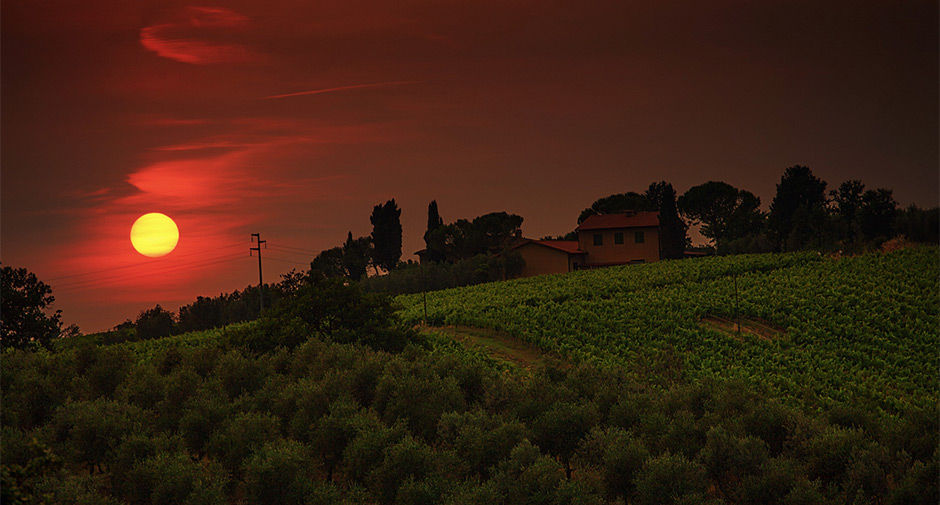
[511,211,661,277]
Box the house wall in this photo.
[516,243,575,277]
[578,226,660,265]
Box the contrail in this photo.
[263,80,418,99]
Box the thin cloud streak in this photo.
[140,6,261,65]
[263,81,419,99]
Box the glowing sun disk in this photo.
[131,213,179,257]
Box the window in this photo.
[614,232,624,245]
[593,233,603,246]
[635,231,645,244]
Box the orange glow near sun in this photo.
[130,213,180,257]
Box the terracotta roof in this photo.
[512,239,584,255]
[576,212,659,231]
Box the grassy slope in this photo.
[398,247,939,414]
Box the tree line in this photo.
[1,164,935,349]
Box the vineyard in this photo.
[398,246,940,415]
[4,248,938,504]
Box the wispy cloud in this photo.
[263,80,418,99]
[140,6,262,64]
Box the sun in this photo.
[130,213,179,257]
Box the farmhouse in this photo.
[511,211,661,277]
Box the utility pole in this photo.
[250,233,266,313]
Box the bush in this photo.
[438,410,528,479]
[368,436,439,504]
[372,359,466,441]
[577,426,649,501]
[50,399,145,472]
[216,350,268,399]
[633,452,711,505]
[206,412,281,476]
[489,439,566,505]
[244,439,316,505]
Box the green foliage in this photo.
[578,426,648,501]
[367,436,439,504]
[1,265,62,350]
[531,400,598,478]
[51,398,145,471]
[634,452,711,505]
[206,411,281,476]
[397,247,939,416]
[373,358,466,440]
[2,247,936,504]
[269,277,415,352]
[438,410,527,479]
[362,252,525,296]
[244,439,316,505]
[1,436,63,505]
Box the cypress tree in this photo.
[370,199,402,272]
[424,200,446,263]
[646,181,687,260]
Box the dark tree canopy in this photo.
[370,199,403,272]
[859,188,898,242]
[830,180,866,244]
[471,212,524,254]
[310,247,347,280]
[768,165,828,251]
[425,211,524,262]
[646,182,687,260]
[135,304,175,340]
[1,265,62,349]
[343,232,372,281]
[424,200,446,263]
[678,181,764,250]
[310,234,372,281]
[578,192,655,223]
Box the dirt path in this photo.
[700,315,786,342]
[417,325,549,370]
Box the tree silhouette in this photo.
[135,304,175,340]
[0,265,62,349]
[646,182,687,260]
[678,181,764,250]
[830,180,865,244]
[768,165,827,251]
[370,199,403,272]
[424,200,446,263]
[578,192,655,223]
[343,232,372,281]
[860,188,898,242]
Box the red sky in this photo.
[2,0,937,332]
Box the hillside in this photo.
[3,249,937,504]
[398,247,939,415]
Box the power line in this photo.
[264,256,312,267]
[267,246,315,257]
[267,243,321,255]
[53,251,248,289]
[45,242,245,282]
[55,255,250,293]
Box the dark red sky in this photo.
[2,0,937,332]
